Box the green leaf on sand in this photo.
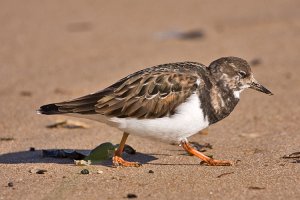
[84,142,116,163]
[42,142,136,166]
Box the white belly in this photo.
[109,93,209,142]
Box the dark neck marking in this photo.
[198,74,239,125]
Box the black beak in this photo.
[250,81,273,95]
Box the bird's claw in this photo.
[112,156,142,167]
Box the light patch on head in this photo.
[220,74,229,80]
[220,73,236,89]
[228,63,238,70]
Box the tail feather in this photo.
[38,91,107,115]
[37,104,61,115]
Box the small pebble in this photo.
[8,182,14,187]
[81,169,89,174]
[97,170,103,174]
[36,169,47,174]
[127,193,137,198]
[148,170,154,173]
[29,147,35,151]
[29,169,47,174]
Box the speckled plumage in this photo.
[41,60,233,123]
[39,57,272,142]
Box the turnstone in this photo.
[38,57,273,167]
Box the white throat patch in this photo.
[233,90,241,99]
[233,88,246,99]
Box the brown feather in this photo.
[50,62,206,119]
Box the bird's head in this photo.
[208,57,273,98]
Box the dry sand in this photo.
[0,0,300,199]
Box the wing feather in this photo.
[95,71,199,118]
[42,62,206,118]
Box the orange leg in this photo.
[112,132,141,167]
[181,140,233,166]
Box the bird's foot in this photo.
[181,140,233,167]
[112,156,141,167]
[201,159,233,166]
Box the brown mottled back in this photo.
[53,62,206,119]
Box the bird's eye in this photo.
[238,71,247,78]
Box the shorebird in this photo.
[38,57,273,167]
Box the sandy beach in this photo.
[0,0,300,199]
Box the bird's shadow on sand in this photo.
[0,150,206,167]
[0,149,158,166]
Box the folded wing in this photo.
[40,64,201,119]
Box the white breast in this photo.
[109,93,209,142]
